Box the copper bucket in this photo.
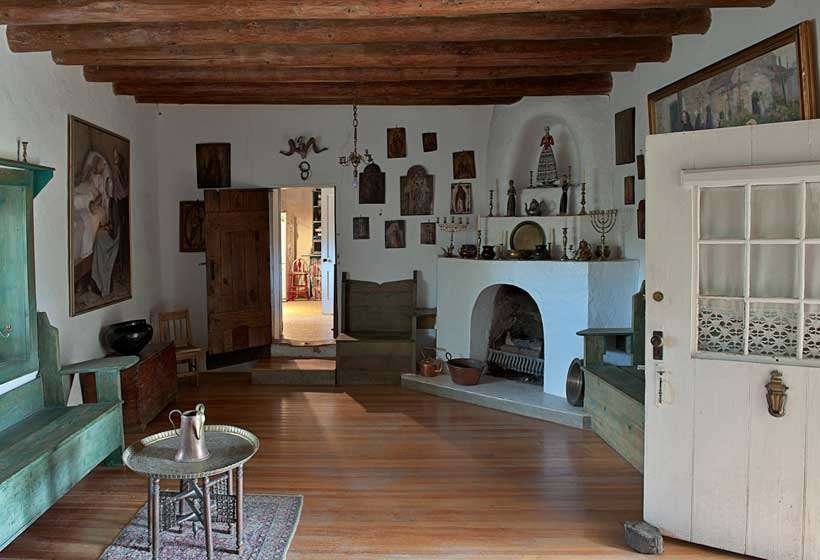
[446,353,485,386]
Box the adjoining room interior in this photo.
[2,1,820,559]
[279,187,334,343]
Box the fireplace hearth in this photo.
[485,285,544,385]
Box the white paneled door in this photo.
[320,187,336,316]
[645,123,820,560]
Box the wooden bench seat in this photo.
[0,403,120,480]
[337,271,418,385]
[0,314,136,551]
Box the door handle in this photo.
[650,330,664,360]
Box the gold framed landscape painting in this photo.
[649,21,817,134]
[68,115,132,316]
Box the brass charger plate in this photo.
[510,221,546,252]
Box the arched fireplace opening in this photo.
[470,284,544,386]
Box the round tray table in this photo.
[123,425,259,560]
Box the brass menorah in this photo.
[589,209,617,260]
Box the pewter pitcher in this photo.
[169,403,210,462]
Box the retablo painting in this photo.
[68,115,131,316]
[358,162,386,204]
[400,165,434,216]
[196,143,231,188]
[422,132,438,152]
[649,22,817,134]
[420,222,436,245]
[453,150,476,180]
[353,217,370,240]
[385,220,406,249]
[180,201,205,252]
[387,127,407,159]
[450,182,472,215]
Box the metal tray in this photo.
[123,424,259,480]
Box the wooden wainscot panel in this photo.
[583,366,645,473]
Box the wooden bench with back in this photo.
[336,271,418,384]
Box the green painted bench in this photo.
[0,313,137,551]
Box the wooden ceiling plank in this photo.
[112,74,614,98]
[133,96,526,105]
[84,64,635,83]
[0,1,774,25]
[54,37,673,68]
[7,9,710,52]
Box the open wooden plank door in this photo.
[205,189,272,357]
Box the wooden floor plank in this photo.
[1,375,738,559]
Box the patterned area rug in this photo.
[99,495,302,560]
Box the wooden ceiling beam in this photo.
[112,75,614,98]
[7,9,710,53]
[134,96,525,106]
[0,1,774,25]
[85,64,634,83]
[54,37,673,68]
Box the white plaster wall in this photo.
[155,99,620,345]
[611,0,820,280]
[0,29,161,367]
[437,258,637,396]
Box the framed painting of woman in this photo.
[68,116,132,316]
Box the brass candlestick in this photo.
[590,209,617,260]
[579,183,587,215]
[476,229,482,259]
[561,227,569,261]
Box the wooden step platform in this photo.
[250,358,336,385]
[270,340,336,359]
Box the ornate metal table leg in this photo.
[237,465,244,554]
[151,476,160,560]
[203,475,214,560]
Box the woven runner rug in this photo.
[99,495,302,560]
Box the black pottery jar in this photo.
[107,319,154,355]
[481,245,496,260]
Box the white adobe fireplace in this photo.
[436,258,639,397]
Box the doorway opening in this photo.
[276,186,335,344]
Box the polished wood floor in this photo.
[2,375,742,559]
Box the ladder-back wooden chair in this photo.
[288,257,310,301]
[157,309,205,385]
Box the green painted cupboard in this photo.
[0,157,137,551]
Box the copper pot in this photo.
[418,358,444,377]
[446,353,485,386]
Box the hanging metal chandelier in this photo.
[338,101,372,188]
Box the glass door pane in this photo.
[699,244,746,297]
[698,299,745,354]
[750,244,800,299]
[751,184,801,239]
[701,186,746,240]
[748,302,799,358]
[806,183,820,239]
